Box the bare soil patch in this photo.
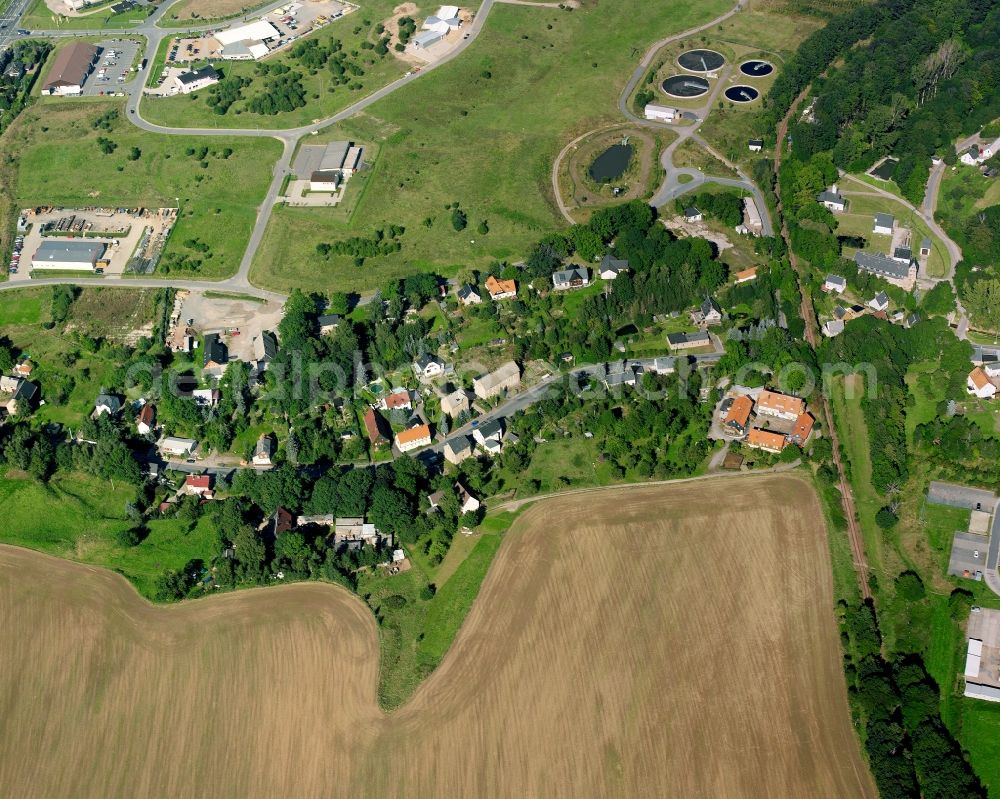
[0,475,874,798]
[168,0,272,21]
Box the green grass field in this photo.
[250,0,731,295]
[4,100,280,279]
[20,0,152,29]
[0,286,160,425]
[360,513,509,710]
[141,1,406,130]
[0,469,220,598]
[836,189,949,278]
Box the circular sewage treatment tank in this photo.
[739,59,774,77]
[662,75,710,98]
[725,85,760,103]
[677,49,725,72]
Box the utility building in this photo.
[31,240,105,271]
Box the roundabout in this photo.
[724,85,760,103]
[739,60,774,78]
[677,48,726,73]
[662,75,710,99]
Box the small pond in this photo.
[589,143,634,183]
[870,158,898,180]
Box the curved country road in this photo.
[551,1,773,233]
[12,0,762,298]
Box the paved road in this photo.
[552,2,773,235]
[0,0,33,50]
[0,273,288,301]
[422,350,723,459]
[610,1,774,235]
[985,500,1000,597]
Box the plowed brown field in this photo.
[0,474,874,799]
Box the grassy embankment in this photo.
[20,0,152,29]
[0,100,280,279]
[250,0,732,295]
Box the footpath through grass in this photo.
[250,0,730,295]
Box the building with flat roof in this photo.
[321,140,351,171]
[31,239,105,271]
[42,42,99,96]
[964,609,1000,703]
[644,103,678,122]
[342,146,364,176]
[309,170,341,192]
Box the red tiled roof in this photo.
[757,389,805,416]
[384,391,411,409]
[185,474,211,489]
[791,413,814,442]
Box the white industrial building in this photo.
[305,141,363,192]
[309,170,341,192]
[643,104,678,122]
[157,436,197,456]
[416,5,461,47]
[31,240,106,271]
[217,20,280,60]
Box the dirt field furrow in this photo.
[0,474,874,799]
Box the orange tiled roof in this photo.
[747,428,787,451]
[485,275,516,297]
[725,395,754,428]
[396,424,431,445]
[970,367,991,390]
[757,389,806,416]
[791,413,814,442]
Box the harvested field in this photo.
[166,0,269,21]
[0,474,874,798]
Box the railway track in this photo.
[773,91,872,601]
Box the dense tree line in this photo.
[821,316,969,497]
[764,0,895,128]
[789,0,1000,203]
[842,600,985,799]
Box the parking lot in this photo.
[82,39,143,97]
[949,531,988,579]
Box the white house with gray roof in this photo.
[873,213,895,236]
